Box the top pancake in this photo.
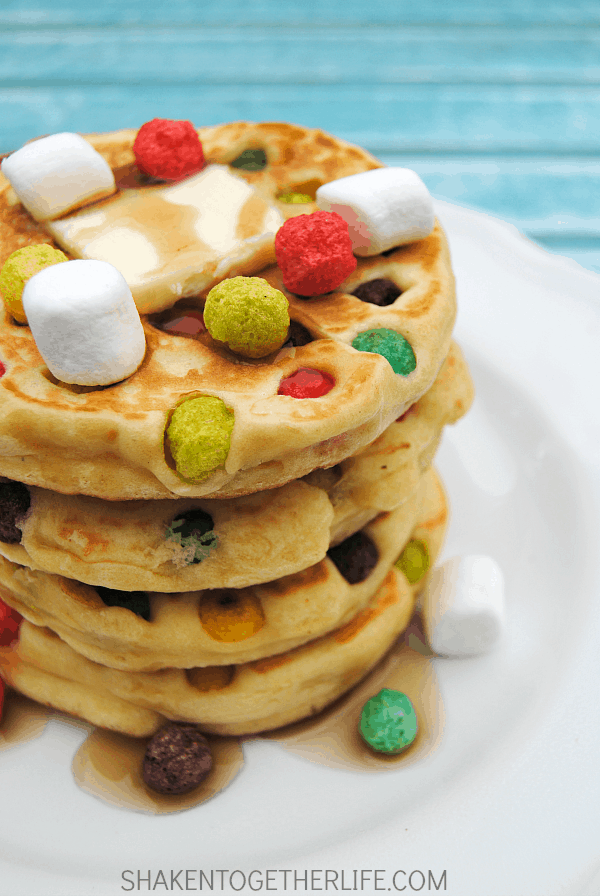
[0,122,456,500]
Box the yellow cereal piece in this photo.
[204,276,289,359]
[277,191,313,204]
[0,245,68,323]
[395,538,430,585]
[166,395,234,482]
[198,590,265,642]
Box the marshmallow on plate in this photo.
[1,133,116,222]
[421,555,505,657]
[316,168,434,256]
[22,260,146,386]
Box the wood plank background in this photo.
[1,0,599,273]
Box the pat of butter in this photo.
[46,165,283,314]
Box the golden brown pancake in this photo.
[0,470,447,671]
[0,122,456,499]
[0,343,471,591]
[0,468,447,737]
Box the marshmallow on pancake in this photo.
[1,133,116,222]
[22,259,146,386]
[422,555,505,657]
[316,167,434,256]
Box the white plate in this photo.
[1,200,599,896]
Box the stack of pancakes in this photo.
[0,122,473,738]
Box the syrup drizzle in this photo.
[0,616,441,814]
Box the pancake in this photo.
[0,342,472,591]
[0,122,456,500]
[0,470,443,671]
[0,469,447,736]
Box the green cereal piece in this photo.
[0,245,68,323]
[359,688,417,754]
[166,396,234,482]
[166,509,218,567]
[277,192,313,204]
[204,276,290,359]
[395,538,430,585]
[230,149,267,171]
[351,328,416,375]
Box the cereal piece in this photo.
[277,191,313,204]
[283,321,313,348]
[96,587,151,622]
[0,362,4,377]
[422,555,506,657]
[0,245,68,324]
[154,308,206,337]
[274,210,357,296]
[0,479,31,544]
[22,259,146,386]
[1,133,116,222]
[166,509,218,567]
[143,723,212,795]
[198,590,265,642]
[166,396,234,482]
[277,368,334,399]
[0,596,22,647]
[316,167,434,256]
[133,119,205,181]
[352,277,401,307]
[230,149,267,171]
[395,538,430,585]
[327,531,379,584]
[187,665,235,692]
[359,688,418,754]
[352,328,416,375]
[204,277,289,359]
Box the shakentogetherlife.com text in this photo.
[121,868,447,892]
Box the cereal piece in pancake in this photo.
[0,245,67,323]
[274,210,356,296]
[133,119,205,182]
[0,479,30,544]
[203,276,289,359]
[166,396,235,482]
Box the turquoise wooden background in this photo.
[1,0,599,274]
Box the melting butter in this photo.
[46,165,282,315]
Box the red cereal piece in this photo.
[278,368,335,399]
[0,361,5,377]
[133,119,205,181]
[0,596,22,647]
[274,210,357,296]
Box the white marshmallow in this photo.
[316,167,434,256]
[22,260,146,386]
[421,555,505,657]
[1,133,116,222]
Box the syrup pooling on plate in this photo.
[68,615,441,814]
[68,621,441,815]
[72,727,245,815]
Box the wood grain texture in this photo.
[0,0,598,272]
